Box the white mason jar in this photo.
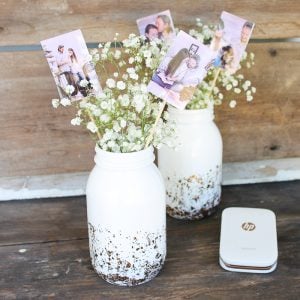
[158,106,223,220]
[86,146,166,286]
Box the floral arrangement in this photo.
[186,18,256,110]
[51,18,256,153]
[53,34,175,153]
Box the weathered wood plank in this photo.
[0,0,300,46]
[0,42,299,177]
[0,182,299,299]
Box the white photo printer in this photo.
[219,207,278,273]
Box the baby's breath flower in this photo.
[100,114,110,123]
[226,84,232,91]
[100,101,108,110]
[87,121,98,133]
[113,121,121,132]
[71,117,82,126]
[129,73,139,80]
[229,100,237,108]
[65,85,75,95]
[52,99,60,108]
[114,50,121,59]
[60,97,71,106]
[116,81,126,90]
[106,78,116,89]
[120,119,127,128]
[122,74,129,80]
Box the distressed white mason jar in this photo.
[86,146,166,286]
[158,105,223,220]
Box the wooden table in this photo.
[0,181,299,299]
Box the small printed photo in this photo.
[147,30,215,110]
[136,10,176,43]
[210,11,255,74]
[40,29,102,101]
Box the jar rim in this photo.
[95,145,153,156]
[167,105,214,122]
[168,105,213,115]
[94,145,155,169]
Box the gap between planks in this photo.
[0,157,299,201]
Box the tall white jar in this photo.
[86,146,166,286]
[158,106,223,220]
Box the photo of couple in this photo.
[210,11,255,74]
[136,10,176,43]
[147,31,215,110]
[41,30,102,101]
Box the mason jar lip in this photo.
[95,144,154,157]
[167,105,213,115]
[167,105,214,122]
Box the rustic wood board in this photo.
[0,42,299,177]
[0,181,299,299]
[1,0,300,46]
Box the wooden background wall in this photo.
[0,0,299,178]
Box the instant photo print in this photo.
[219,207,278,274]
[41,29,102,101]
[210,11,255,74]
[136,10,176,43]
[147,30,215,110]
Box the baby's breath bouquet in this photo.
[187,18,256,110]
[52,18,256,153]
[53,34,175,153]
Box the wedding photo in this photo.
[210,11,255,74]
[40,29,102,100]
[147,30,215,110]
[136,10,176,43]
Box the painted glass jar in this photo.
[158,106,222,220]
[86,146,166,286]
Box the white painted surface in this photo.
[86,146,166,285]
[158,106,223,219]
[0,157,299,201]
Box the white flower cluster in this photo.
[51,18,256,153]
[78,34,175,153]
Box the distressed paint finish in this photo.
[88,223,166,286]
[86,147,166,286]
[158,107,223,220]
[166,166,222,220]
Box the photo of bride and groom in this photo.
[41,30,102,101]
[148,31,215,110]
[136,10,176,43]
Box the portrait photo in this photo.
[136,10,176,43]
[41,29,102,101]
[210,11,255,74]
[147,30,215,110]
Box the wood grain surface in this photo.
[0,42,299,177]
[1,0,300,46]
[0,181,299,299]
[0,0,299,178]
